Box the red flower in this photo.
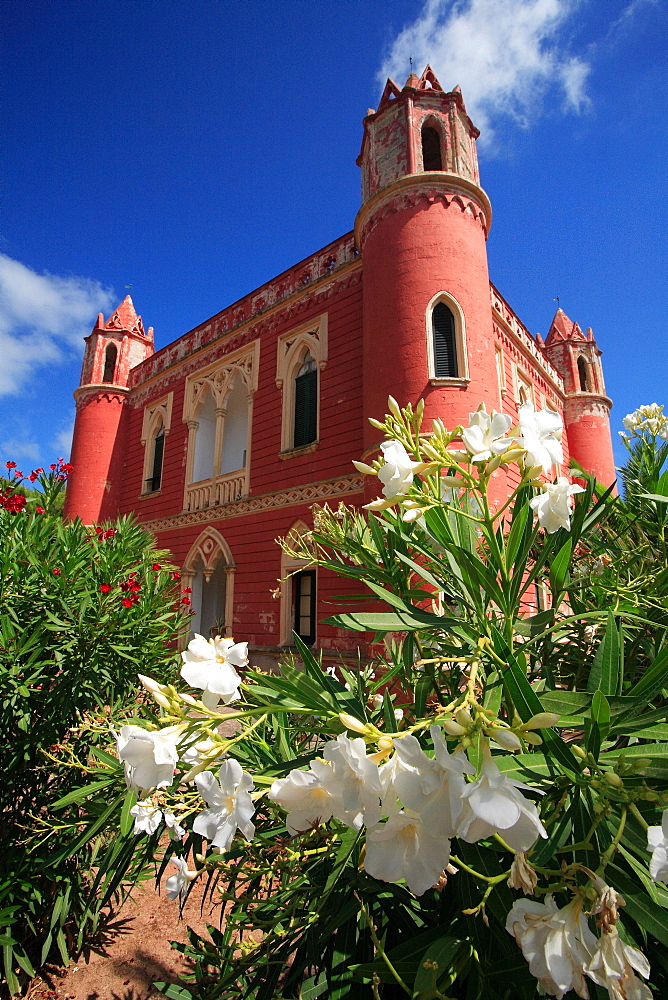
[171,571,181,581]
[121,597,134,608]
[5,461,16,469]
[49,464,57,470]
[152,563,161,571]
[14,471,23,478]
[34,467,44,475]
[183,587,192,594]
[181,597,192,606]
[53,568,62,576]
[100,583,112,593]
[28,473,37,482]
[35,506,45,513]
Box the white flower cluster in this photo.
[620,403,668,441]
[507,893,652,999]
[269,730,546,896]
[360,402,584,534]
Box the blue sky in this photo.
[1,0,666,474]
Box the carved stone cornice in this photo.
[141,474,365,533]
[564,395,613,419]
[355,172,492,249]
[74,384,129,409]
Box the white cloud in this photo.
[0,435,41,463]
[0,254,114,396]
[377,0,591,145]
[53,419,75,461]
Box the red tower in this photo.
[64,297,154,523]
[542,309,616,488]
[356,66,495,453]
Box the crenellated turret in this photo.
[64,297,155,522]
[543,308,616,488]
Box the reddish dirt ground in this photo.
[26,880,218,1000]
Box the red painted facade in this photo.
[64,68,616,662]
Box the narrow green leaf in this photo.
[587,613,621,696]
[413,937,461,994]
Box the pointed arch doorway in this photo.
[182,527,235,639]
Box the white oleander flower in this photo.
[518,403,564,474]
[165,856,197,900]
[180,634,247,708]
[456,750,547,852]
[364,807,452,896]
[130,800,186,839]
[389,728,474,837]
[583,925,652,1000]
[363,440,430,511]
[506,895,596,999]
[529,477,586,533]
[193,759,255,852]
[115,724,181,793]
[462,408,513,463]
[268,759,336,834]
[647,808,668,884]
[180,736,218,767]
[320,734,383,830]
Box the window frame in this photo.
[140,392,173,497]
[425,292,469,386]
[276,313,328,457]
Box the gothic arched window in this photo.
[293,352,318,448]
[102,343,117,383]
[422,125,443,171]
[578,356,591,392]
[432,303,458,377]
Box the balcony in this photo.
[185,469,247,513]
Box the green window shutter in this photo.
[294,369,317,447]
[432,303,458,377]
[148,430,164,492]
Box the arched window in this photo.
[182,528,235,642]
[292,570,316,646]
[293,352,318,448]
[577,356,591,392]
[192,388,217,483]
[422,125,443,171]
[432,303,458,377]
[220,375,248,475]
[280,521,317,646]
[102,343,117,383]
[146,426,164,493]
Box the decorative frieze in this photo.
[142,474,365,533]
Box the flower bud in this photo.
[521,731,543,746]
[520,712,560,731]
[441,719,466,736]
[447,450,469,463]
[489,727,522,752]
[153,691,172,710]
[571,745,588,761]
[604,771,623,788]
[179,692,199,706]
[377,736,394,753]
[421,442,443,462]
[630,758,651,772]
[387,396,401,418]
[352,460,376,475]
[455,708,473,729]
[138,674,163,694]
[338,712,370,734]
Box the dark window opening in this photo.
[293,569,316,646]
[146,428,164,492]
[577,356,591,392]
[432,303,458,377]
[102,343,117,383]
[294,354,317,447]
[422,126,443,171]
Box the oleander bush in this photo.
[47,402,668,1000]
[0,463,188,996]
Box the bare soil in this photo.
[26,880,217,1000]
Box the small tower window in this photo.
[577,356,591,392]
[294,353,318,448]
[422,126,443,171]
[146,428,164,493]
[102,343,117,383]
[432,303,458,377]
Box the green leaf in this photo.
[587,613,621,696]
[119,789,137,837]
[626,645,668,701]
[413,936,461,995]
[324,609,463,634]
[549,537,572,594]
